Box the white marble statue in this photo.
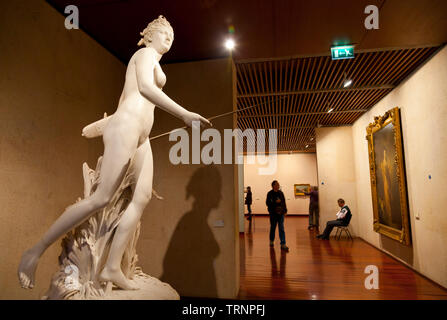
[18,15,210,292]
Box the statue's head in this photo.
[138,15,174,54]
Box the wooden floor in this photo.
[238,215,447,300]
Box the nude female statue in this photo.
[18,15,210,290]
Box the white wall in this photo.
[315,46,447,288]
[243,153,318,215]
[352,45,447,288]
[315,127,358,234]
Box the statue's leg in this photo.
[18,128,138,289]
[99,138,153,290]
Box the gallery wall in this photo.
[351,45,447,288]
[315,46,447,288]
[137,58,239,299]
[315,127,358,235]
[243,153,318,215]
[0,1,126,299]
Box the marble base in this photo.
[86,273,179,300]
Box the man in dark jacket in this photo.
[266,180,289,251]
[245,186,253,221]
[317,198,352,240]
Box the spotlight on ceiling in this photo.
[310,137,314,141]
[343,72,352,88]
[327,108,334,113]
[305,145,309,148]
[343,79,353,88]
[225,39,235,50]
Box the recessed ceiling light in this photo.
[305,145,309,148]
[342,71,353,88]
[327,108,334,113]
[225,39,235,50]
[343,79,353,88]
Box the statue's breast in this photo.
[154,64,166,89]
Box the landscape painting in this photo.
[294,184,310,197]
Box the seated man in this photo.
[317,198,352,240]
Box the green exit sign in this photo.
[331,45,355,60]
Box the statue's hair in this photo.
[137,15,173,47]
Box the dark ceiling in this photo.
[47,0,447,64]
[47,0,447,152]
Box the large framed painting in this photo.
[294,184,310,197]
[366,107,411,245]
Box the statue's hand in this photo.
[182,111,212,129]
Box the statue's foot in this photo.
[99,267,139,291]
[18,249,39,289]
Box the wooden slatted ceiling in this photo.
[236,46,439,152]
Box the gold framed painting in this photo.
[294,184,310,196]
[366,107,411,245]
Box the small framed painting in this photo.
[294,184,310,196]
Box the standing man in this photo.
[317,198,352,240]
[266,180,289,252]
[305,186,319,230]
[245,186,253,221]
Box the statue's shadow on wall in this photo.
[160,165,221,298]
